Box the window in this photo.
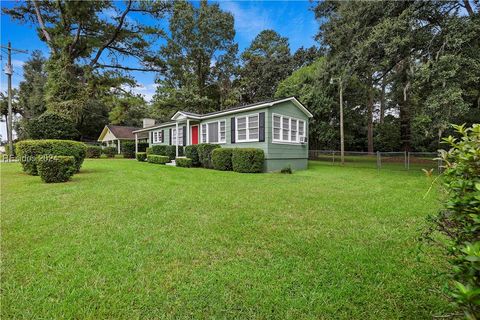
[272,113,306,143]
[171,127,184,146]
[201,120,226,144]
[236,113,259,142]
[152,130,163,143]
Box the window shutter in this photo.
[150,131,153,143]
[231,117,236,143]
[183,126,186,146]
[161,130,164,143]
[259,112,265,142]
[169,128,172,145]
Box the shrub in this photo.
[136,152,147,162]
[122,141,149,158]
[176,157,192,168]
[425,124,480,317]
[102,147,116,158]
[212,148,233,171]
[15,139,87,175]
[280,165,292,174]
[147,154,170,164]
[232,148,264,173]
[146,147,152,155]
[122,141,136,158]
[25,112,80,140]
[197,143,221,168]
[36,155,76,183]
[185,145,200,167]
[150,144,183,160]
[86,145,102,158]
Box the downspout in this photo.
[175,122,179,158]
[135,133,138,154]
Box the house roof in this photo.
[98,125,144,141]
[133,97,312,134]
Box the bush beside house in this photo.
[86,146,102,158]
[149,145,183,160]
[147,155,170,164]
[136,152,147,162]
[212,148,233,171]
[198,144,221,168]
[176,157,192,167]
[37,155,76,183]
[122,141,149,158]
[15,139,87,175]
[232,148,264,173]
[184,145,200,167]
[102,147,116,158]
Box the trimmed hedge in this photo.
[15,139,87,175]
[150,144,183,160]
[197,143,221,168]
[146,147,152,155]
[232,148,264,173]
[176,157,192,168]
[86,145,102,158]
[184,145,200,167]
[212,148,233,171]
[136,152,147,162]
[122,141,149,158]
[102,147,116,158]
[36,155,76,183]
[147,154,170,164]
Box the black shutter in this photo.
[150,131,153,143]
[161,129,164,143]
[259,112,265,142]
[169,128,172,145]
[231,117,236,143]
[183,126,187,146]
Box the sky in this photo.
[0,0,319,140]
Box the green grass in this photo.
[1,160,451,319]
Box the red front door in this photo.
[191,125,199,145]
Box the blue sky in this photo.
[0,0,319,139]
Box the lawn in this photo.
[1,159,451,319]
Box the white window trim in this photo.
[200,120,226,144]
[171,127,184,146]
[152,130,163,144]
[236,113,259,143]
[272,113,306,144]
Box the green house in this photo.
[133,97,313,171]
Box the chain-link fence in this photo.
[309,150,442,172]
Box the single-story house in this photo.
[133,97,313,171]
[97,124,149,154]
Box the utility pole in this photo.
[2,42,28,158]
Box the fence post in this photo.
[404,151,407,170]
[376,151,381,170]
[407,152,410,170]
[332,151,335,164]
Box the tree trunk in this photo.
[397,59,412,152]
[380,77,386,124]
[367,82,374,154]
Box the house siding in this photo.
[146,100,309,171]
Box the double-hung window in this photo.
[171,128,184,146]
[236,113,259,142]
[272,113,306,143]
[152,130,162,143]
[200,120,226,144]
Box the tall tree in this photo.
[239,30,293,103]
[17,50,47,120]
[153,0,238,116]
[4,0,170,138]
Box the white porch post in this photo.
[187,119,190,146]
[135,133,138,153]
[175,122,179,158]
[117,140,120,154]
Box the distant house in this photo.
[133,97,313,171]
[97,124,149,154]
